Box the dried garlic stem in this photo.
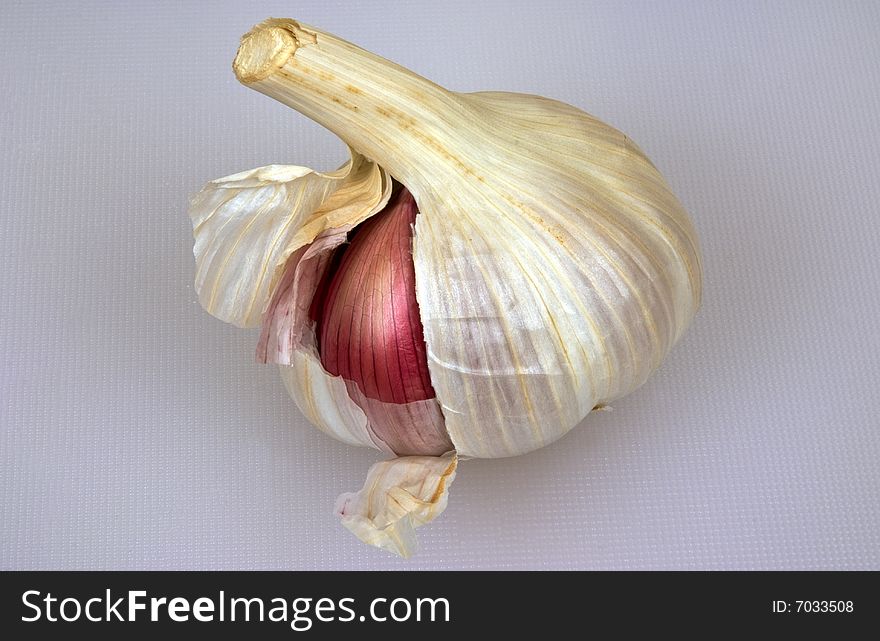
[233,19,474,191]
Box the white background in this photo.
[2,1,878,569]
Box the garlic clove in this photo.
[311,185,453,456]
[316,186,434,406]
[267,230,448,453]
[336,451,457,558]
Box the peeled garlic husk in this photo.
[189,19,702,557]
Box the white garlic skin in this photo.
[411,92,702,458]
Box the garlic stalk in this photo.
[189,18,702,557]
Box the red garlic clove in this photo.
[314,185,436,405]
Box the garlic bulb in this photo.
[189,18,702,557]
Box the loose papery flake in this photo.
[336,451,458,558]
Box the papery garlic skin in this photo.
[192,153,389,330]
[190,19,702,556]
[229,19,702,458]
[336,451,457,558]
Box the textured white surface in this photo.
[2,1,879,569]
